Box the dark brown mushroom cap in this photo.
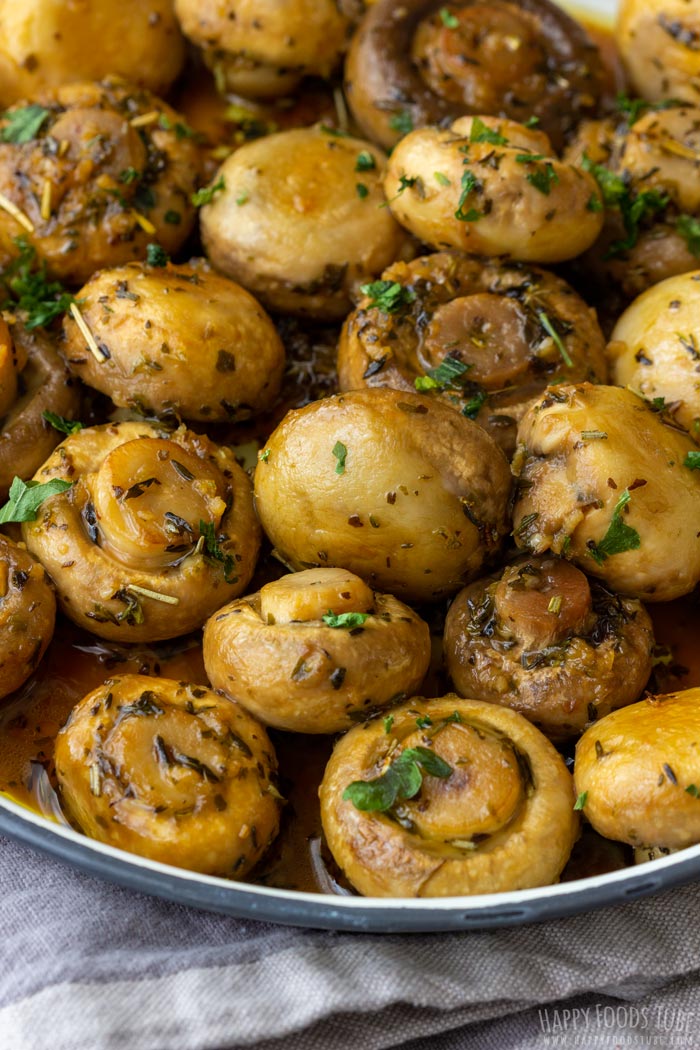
[345,0,604,152]
[337,251,608,456]
[444,555,655,739]
[0,534,56,700]
[321,694,579,897]
[55,673,281,876]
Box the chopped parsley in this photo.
[198,520,238,583]
[0,476,72,524]
[191,176,225,207]
[360,279,416,314]
[415,356,471,391]
[587,488,641,566]
[119,167,141,184]
[356,150,376,172]
[0,236,77,329]
[574,791,588,811]
[332,440,348,475]
[455,169,482,222]
[677,214,700,257]
[356,183,369,199]
[434,171,451,186]
[439,7,459,27]
[525,161,559,195]
[383,714,394,734]
[686,784,700,798]
[343,745,452,812]
[145,243,169,267]
[42,411,84,436]
[1,105,50,144]
[389,110,414,136]
[582,155,668,256]
[469,117,508,146]
[462,389,487,419]
[684,451,700,470]
[322,610,369,629]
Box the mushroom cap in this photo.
[0,534,56,700]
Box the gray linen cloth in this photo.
[1,834,699,1050]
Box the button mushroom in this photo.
[55,674,281,876]
[384,116,603,264]
[444,555,655,740]
[21,421,261,641]
[616,0,700,106]
[320,694,579,896]
[345,0,604,152]
[338,250,607,455]
[199,125,411,320]
[512,383,700,602]
[203,568,431,734]
[253,388,512,603]
[0,534,55,700]
[61,259,285,423]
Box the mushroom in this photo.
[320,694,579,897]
[55,674,281,875]
[0,321,80,501]
[444,555,654,740]
[253,388,512,603]
[199,125,411,320]
[384,116,603,264]
[511,383,700,602]
[344,0,604,152]
[338,251,607,455]
[0,79,202,284]
[21,420,261,641]
[61,260,285,423]
[616,0,700,106]
[565,106,700,299]
[607,271,700,442]
[575,686,700,851]
[0,0,185,106]
[0,534,55,700]
[203,568,431,734]
[174,0,353,98]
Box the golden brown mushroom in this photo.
[345,0,604,152]
[253,388,512,603]
[616,0,700,105]
[55,674,281,875]
[444,555,654,740]
[511,383,700,602]
[203,568,431,734]
[174,0,352,98]
[0,322,80,501]
[575,686,700,851]
[338,251,607,455]
[384,116,603,264]
[0,534,55,699]
[0,79,201,284]
[21,421,260,641]
[199,125,411,320]
[61,260,285,423]
[321,694,579,897]
[0,0,185,106]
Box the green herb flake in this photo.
[525,116,540,128]
[389,110,414,136]
[356,150,376,172]
[322,610,369,629]
[434,171,451,186]
[332,440,348,475]
[236,190,250,206]
[343,745,452,812]
[42,411,83,435]
[455,169,483,222]
[526,161,559,195]
[356,182,369,199]
[198,520,238,584]
[416,714,433,729]
[1,105,50,144]
[0,476,72,524]
[574,791,588,811]
[684,451,700,470]
[439,7,459,27]
[145,243,169,267]
[258,448,271,463]
[119,167,141,184]
[0,236,77,329]
[360,279,416,314]
[414,355,471,392]
[686,784,700,798]
[581,155,668,256]
[191,176,225,207]
[615,93,650,125]
[587,489,641,566]
[469,117,508,146]
[677,214,700,257]
[462,389,487,419]
[538,311,573,367]
[383,714,394,734]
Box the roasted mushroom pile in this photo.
[0,0,699,902]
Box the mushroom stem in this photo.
[493,557,592,650]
